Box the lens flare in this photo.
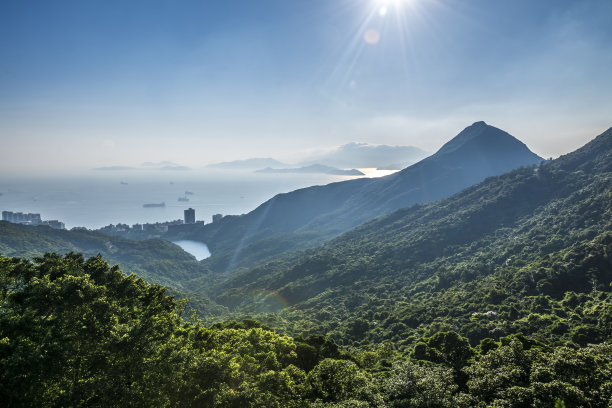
[322,0,429,94]
[364,29,381,44]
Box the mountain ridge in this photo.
[210,126,611,348]
[190,122,543,272]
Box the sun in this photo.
[374,0,413,16]
[376,0,413,7]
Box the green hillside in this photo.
[2,128,611,406]
[212,127,612,350]
[188,122,543,272]
[2,252,610,407]
[0,222,224,316]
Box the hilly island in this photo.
[1,124,611,407]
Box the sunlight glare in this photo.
[364,29,381,44]
[375,0,413,9]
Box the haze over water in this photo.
[0,171,361,229]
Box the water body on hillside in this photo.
[172,240,211,261]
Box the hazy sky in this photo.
[1,0,611,173]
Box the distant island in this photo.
[256,164,364,176]
[207,158,287,170]
[141,160,178,167]
[299,142,428,170]
[95,166,137,171]
[159,165,191,171]
[205,143,428,172]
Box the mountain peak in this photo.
[433,121,539,161]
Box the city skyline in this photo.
[1,0,612,174]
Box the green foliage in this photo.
[208,128,612,356]
[2,252,612,406]
[0,221,225,318]
[384,360,460,408]
[465,339,612,407]
[0,252,185,407]
[306,359,374,404]
[2,130,612,406]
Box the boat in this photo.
[178,196,189,202]
[120,181,128,185]
[185,191,194,195]
[143,202,165,208]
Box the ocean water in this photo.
[0,169,362,229]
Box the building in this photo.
[41,220,65,230]
[184,208,196,224]
[212,213,223,223]
[2,211,42,225]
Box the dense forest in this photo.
[212,127,612,351]
[0,221,224,317]
[1,253,610,407]
[1,128,611,406]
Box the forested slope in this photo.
[0,222,224,316]
[191,122,542,272]
[2,253,610,407]
[213,127,612,350]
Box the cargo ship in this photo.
[143,202,165,208]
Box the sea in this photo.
[0,169,389,230]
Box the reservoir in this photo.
[173,240,211,261]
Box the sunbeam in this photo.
[322,0,429,96]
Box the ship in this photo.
[178,196,189,202]
[185,191,194,195]
[143,202,165,208]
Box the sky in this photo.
[1,0,611,174]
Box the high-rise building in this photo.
[2,211,42,225]
[184,208,195,224]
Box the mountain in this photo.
[207,157,287,169]
[159,165,191,171]
[94,166,137,171]
[300,142,428,169]
[3,127,610,408]
[141,160,179,167]
[189,122,543,271]
[256,164,365,176]
[212,126,612,348]
[0,222,224,316]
